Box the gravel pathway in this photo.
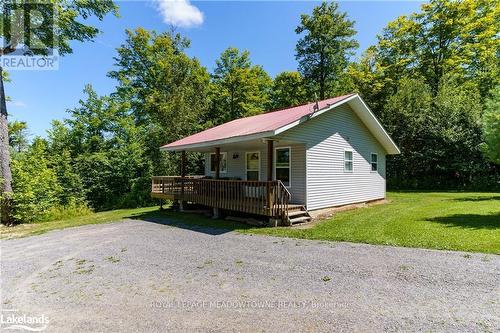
[1,219,499,332]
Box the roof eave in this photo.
[160,130,276,152]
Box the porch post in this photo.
[215,147,220,179]
[179,150,186,212]
[267,140,273,181]
[213,147,221,218]
[180,150,186,177]
[266,139,274,217]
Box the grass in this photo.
[0,206,158,239]
[248,192,500,254]
[1,192,499,254]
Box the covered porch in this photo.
[151,138,310,225]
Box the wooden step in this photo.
[288,210,308,217]
[287,204,305,212]
[289,216,311,224]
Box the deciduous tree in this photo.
[295,1,358,99]
[210,47,272,123]
[270,71,308,109]
[482,86,500,164]
[0,0,118,224]
[377,0,499,96]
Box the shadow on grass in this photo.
[126,208,254,235]
[451,196,500,202]
[427,212,500,230]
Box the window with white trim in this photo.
[371,153,378,172]
[245,152,260,180]
[344,150,353,172]
[275,147,291,186]
[209,152,227,173]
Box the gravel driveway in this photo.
[1,219,499,332]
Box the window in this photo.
[246,152,260,180]
[209,152,227,173]
[371,153,378,172]
[344,150,353,172]
[275,147,291,186]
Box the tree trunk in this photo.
[0,66,13,225]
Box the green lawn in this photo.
[0,206,249,240]
[248,192,500,254]
[0,207,158,239]
[1,192,499,254]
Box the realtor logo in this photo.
[0,309,49,331]
[1,1,58,70]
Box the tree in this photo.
[10,138,61,223]
[270,71,308,109]
[295,1,358,100]
[109,28,210,141]
[384,75,497,189]
[377,0,499,96]
[66,85,120,154]
[482,86,500,164]
[109,28,211,179]
[384,77,434,187]
[53,85,150,210]
[0,0,118,225]
[210,47,272,123]
[346,46,391,119]
[8,121,29,153]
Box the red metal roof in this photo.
[162,94,355,149]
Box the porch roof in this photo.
[161,93,400,154]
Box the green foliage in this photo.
[377,0,499,96]
[51,149,86,206]
[1,0,118,56]
[295,1,358,99]
[482,86,500,164]
[41,204,92,223]
[108,28,209,184]
[348,0,500,190]
[60,86,152,210]
[109,28,210,139]
[209,47,272,123]
[270,71,308,109]
[385,76,497,189]
[346,46,390,118]
[8,120,29,153]
[11,139,62,223]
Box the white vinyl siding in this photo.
[276,103,387,210]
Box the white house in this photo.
[152,93,400,225]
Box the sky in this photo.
[5,1,424,138]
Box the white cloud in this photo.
[7,100,26,108]
[156,0,204,28]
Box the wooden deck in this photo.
[151,176,292,221]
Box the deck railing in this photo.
[151,176,290,220]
